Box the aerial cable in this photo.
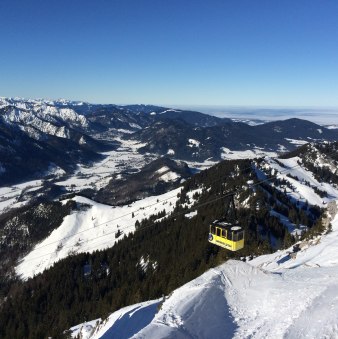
[20,155,326,263]
[21,161,257,254]
[21,150,333,257]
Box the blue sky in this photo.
[0,0,337,106]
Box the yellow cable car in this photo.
[208,193,244,251]
[208,221,244,251]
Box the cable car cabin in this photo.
[208,221,244,251]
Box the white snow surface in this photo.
[16,188,181,279]
[160,172,180,182]
[159,109,181,114]
[267,156,338,207]
[158,169,180,182]
[187,139,200,147]
[184,210,197,219]
[285,138,308,146]
[326,125,338,130]
[77,201,338,339]
[70,319,102,339]
[156,166,170,174]
[221,147,277,160]
[89,300,162,339]
[0,180,44,213]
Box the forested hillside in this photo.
[0,152,328,338]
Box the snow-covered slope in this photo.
[16,189,181,279]
[73,201,338,339]
[263,156,338,207]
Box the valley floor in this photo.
[0,137,216,215]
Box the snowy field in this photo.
[54,138,156,192]
[16,188,181,279]
[72,201,338,339]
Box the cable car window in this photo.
[222,229,226,238]
[238,231,244,240]
[216,228,221,237]
[210,225,215,234]
[232,233,238,241]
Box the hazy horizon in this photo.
[176,105,338,126]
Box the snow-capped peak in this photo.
[0,97,89,139]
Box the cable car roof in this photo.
[212,220,243,231]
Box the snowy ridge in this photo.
[73,201,338,339]
[0,97,87,108]
[159,109,182,114]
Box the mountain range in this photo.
[1,97,338,338]
[1,97,337,186]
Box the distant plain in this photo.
[176,106,338,126]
